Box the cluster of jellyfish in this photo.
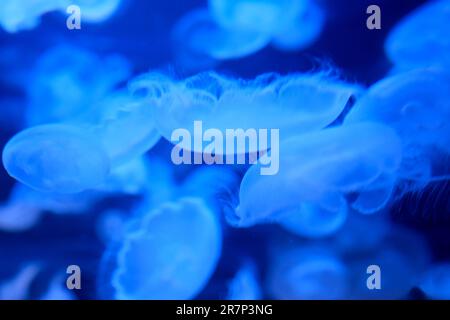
[0,0,450,300]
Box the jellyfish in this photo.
[266,246,349,299]
[88,91,161,167]
[208,0,325,53]
[26,45,131,127]
[135,71,361,155]
[227,262,262,300]
[0,0,122,33]
[345,68,450,184]
[385,0,450,70]
[111,198,222,299]
[232,122,402,228]
[419,263,450,300]
[172,9,269,69]
[2,124,111,193]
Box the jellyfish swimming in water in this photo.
[419,263,450,300]
[110,198,222,299]
[345,68,450,186]
[209,0,325,52]
[26,45,131,127]
[231,122,402,228]
[385,0,450,71]
[132,71,361,156]
[0,0,123,33]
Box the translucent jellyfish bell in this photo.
[385,0,450,70]
[112,198,222,299]
[26,45,131,126]
[147,71,360,155]
[172,9,270,66]
[2,124,111,193]
[266,246,348,299]
[419,263,450,300]
[233,122,402,227]
[345,69,450,182]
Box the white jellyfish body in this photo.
[2,124,111,193]
[385,0,450,70]
[233,123,402,227]
[112,198,222,299]
[419,263,450,300]
[266,246,349,300]
[345,69,450,182]
[0,0,122,33]
[137,71,360,155]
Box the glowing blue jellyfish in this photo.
[111,198,222,299]
[26,45,131,126]
[172,9,269,68]
[2,124,111,193]
[345,69,450,184]
[208,0,325,53]
[266,246,348,299]
[136,71,360,155]
[227,262,262,300]
[89,91,161,167]
[0,201,41,232]
[232,123,402,228]
[385,0,450,70]
[0,0,122,33]
[419,264,450,300]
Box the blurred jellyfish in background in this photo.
[419,263,450,300]
[232,123,402,228]
[266,246,349,300]
[173,0,325,69]
[385,0,450,71]
[227,262,262,300]
[345,69,450,188]
[0,0,123,33]
[25,45,131,127]
[110,198,222,299]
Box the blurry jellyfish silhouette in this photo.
[385,0,450,70]
[111,198,222,299]
[172,9,269,69]
[419,263,450,300]
[172,0,325,68]
[266,246,348,299]
[345,69,450,186]
[209,0,325,52]
[0,0,122,33]
[227,262,262,300]
[134,71,360,155]
[26,45,131,127]
[232,123,402,228]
